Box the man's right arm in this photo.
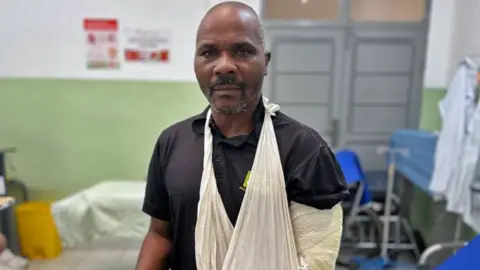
[136,218,172,270]
[136,135,172,270]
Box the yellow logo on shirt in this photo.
[239,171,251,191]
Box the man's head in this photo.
[194,1,270,115]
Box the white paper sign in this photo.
[123,28,172,64]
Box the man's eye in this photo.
[235,49,252,57]
[200,50,213,57]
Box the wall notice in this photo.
[123,28,172,64]
[83,19,120,69]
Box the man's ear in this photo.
[264,51,271,76]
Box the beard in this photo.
[207,73,250,115]
[209,90,249,115]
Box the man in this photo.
[136,2,348,270]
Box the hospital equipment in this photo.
[51,180,149,248]
[390,129,479,267]
[433,234,480,270]
[376,146,418,266]
[15,201,62,259]
[335,149,419,269]
[0,197,17,256]
[0,148,28,203]
[335,150,383,258]
[421,58,480,266]
[0,147,27,254]
[0,150,8,196]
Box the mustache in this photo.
[209,74,247,91]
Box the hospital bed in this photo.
[51,180,149,248]
[389,129,436,194]
[390,129,478,267]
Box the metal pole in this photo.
[0,152,5,179]
[0,153,6,196]
[377,146,409,261]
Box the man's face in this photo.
[194,8,270,115]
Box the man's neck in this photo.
[212,107,256,138]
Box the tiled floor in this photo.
[29,238,141,270]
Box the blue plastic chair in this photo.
[335,149,419,269]
[335,149,373,206]
[435,235,480,269]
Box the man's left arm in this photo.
[287,145,349,210]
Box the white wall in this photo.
[422,0,456,88]
[447,0,480,79]
[1,0,477,87]
[0,0,260,82]
[423,0,480,88]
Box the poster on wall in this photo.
[83,19,120,70]
[123,28,172,64]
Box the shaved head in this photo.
[194,1,270,116]
[198,1,265,48]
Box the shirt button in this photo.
[215,156,222,163]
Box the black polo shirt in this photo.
[142,101,348,270]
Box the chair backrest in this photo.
[335,149,372,206]
[335,150,366,185]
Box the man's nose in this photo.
[213,53,237,75]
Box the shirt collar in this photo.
[191,100,265,139]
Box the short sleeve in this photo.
[142,135,171,221]
[287,146,349,210]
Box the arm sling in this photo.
[195,97,343,270]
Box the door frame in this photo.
[264,27,346,145]
[261,0,432,149]
[338,25,428,149]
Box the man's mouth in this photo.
[212,84,242,91]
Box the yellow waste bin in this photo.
[15,202,62,259]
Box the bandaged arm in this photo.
[137,137,172,270]
[286,144,348,269]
